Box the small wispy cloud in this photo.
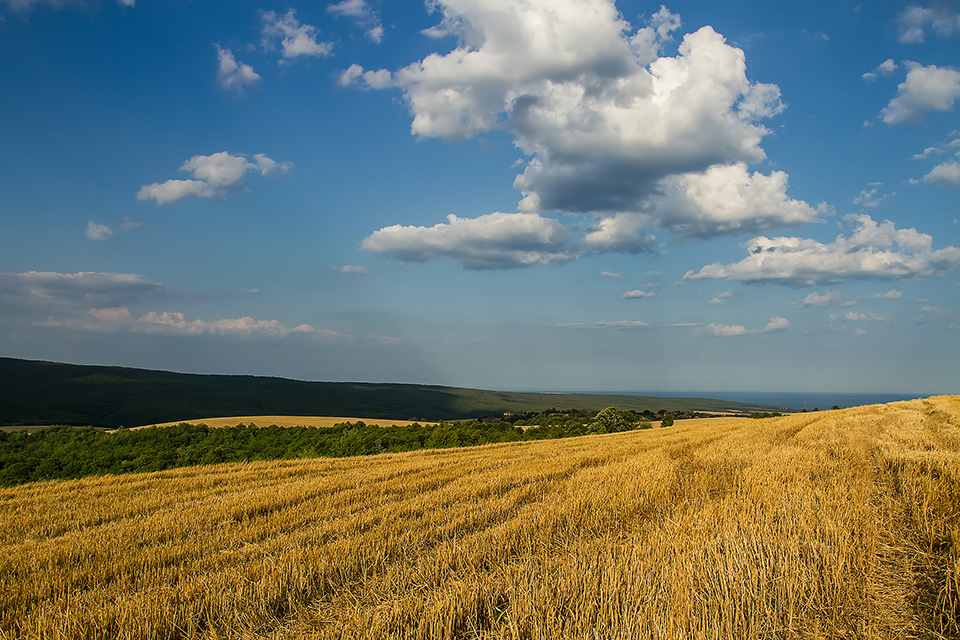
[86,217,142,243]
[261,9,333,61]
[334,265,369,275]
[215,45,260,95]
[800,290,842,307]
[708,290,736,305]
[873,289,903,299]
[328,0,384,43]
[862,59,897,82]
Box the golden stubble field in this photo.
[2,397,958,639]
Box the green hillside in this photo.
[0,357,779,428]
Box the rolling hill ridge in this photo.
[0,357,779,428]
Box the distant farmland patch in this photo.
[136,415,431,429]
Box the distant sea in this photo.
[562,391,930,412]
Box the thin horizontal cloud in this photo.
[873,289,902,299]
[841,311,887,322]
[696,316,789,337]
[555,320,650,330]
[44,307,344,340]
[0,271,163,307]
[363,212,574,269]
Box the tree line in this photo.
[0,407,655,486]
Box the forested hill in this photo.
[0,357,779,428]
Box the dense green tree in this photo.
[590,407,638,433]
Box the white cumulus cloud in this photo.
[684,214,960,286]
[649,163,819,238]
[137,152,292,205]
[923,160,960,186]
[881,62,960,125]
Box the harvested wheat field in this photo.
[2,396,958,639]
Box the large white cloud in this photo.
[362,212,574,269]
[881,62,960,125]
[137,152,292,205]
[349,1,809,257]
[0,271,163,307]
[261,9,333,61]
[684,214,960,286]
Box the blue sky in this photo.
[1,0,958,394]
